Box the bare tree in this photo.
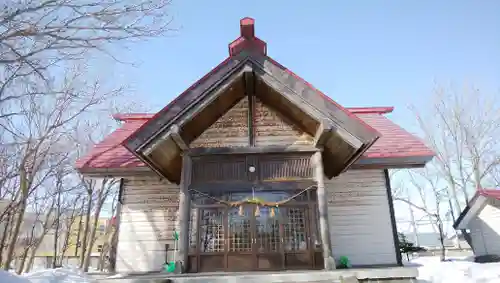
[97,193,119,271]
[0,0,172,271]
[77,178,95,269]
[1,66,122,270]
[50,157,82,269]
[393,168,449,261]
[409,84,500,249]
[19,194,57,274]
[56,192,85,266]
[392,84,500,258]
[82,177,119,272]
[0,0,174,118]
[413,84,500,214]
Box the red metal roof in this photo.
[478,188,500,200]
[124,18,381,149]
[75,18,434,172]
[75,107,434,170]
[75,119,148,170]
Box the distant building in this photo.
[403,232,471,250]
[64,215,114,258]
[1,199,115,270]
[454,188,500,257]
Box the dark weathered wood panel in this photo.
[259,155,313,181]
[191,153,313,185]
[190,97,250,148]
[189,146,318,156]
[191,156,248,183]
[253,97,314,147]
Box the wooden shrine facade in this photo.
[120,18,381,273]
[175,148,334,272]
[185,151,324,272]
[75,18,437,274]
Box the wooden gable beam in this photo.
[252,64,325,124]
[248,53,379,145]
[314,121,333,147]
[141,67,248,155]
[126,51,251,152]
[170,124,189,151]
[244,70,256,146]
[143,124,189,155]
[175,66,250,134]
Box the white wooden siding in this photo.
[326,169,398,266]
[469,198,500,256]
[116,175,180,273]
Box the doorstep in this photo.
[94,266,419,283]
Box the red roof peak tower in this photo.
[229,17,267,56]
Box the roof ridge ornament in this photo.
[240,17,255,39]
[228,17,267,57]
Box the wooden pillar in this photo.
[312,151,336,270]
[176,154,192,273]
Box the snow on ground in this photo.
[0,268,92,283]
[24,268,93,283]
[408,256,500,283]
[0,270,31,283]
[2,257,500,283]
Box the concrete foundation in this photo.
[94,266,419,283]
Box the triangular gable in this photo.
[189,96,314,149]
[123,18,380,184]
[253,97,314,147]
[190,97,250,148]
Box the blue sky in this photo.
[97,1,500,232]
[113,0,500,135]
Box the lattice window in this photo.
[256,206,280,253]
[283,208,308,251]
[313,205,322,250]
[228,206,252,252]
[199,208,224,252]
[189,208,198,253]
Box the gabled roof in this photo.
[119,18,388,183]
[453,188,500,229]
[75,107,435,173]
[75,18,435,179]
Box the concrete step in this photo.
[93,267,417,283]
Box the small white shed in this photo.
[454,189,500,256]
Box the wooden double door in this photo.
[189,203,321,272]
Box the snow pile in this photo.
[4,257,500,283]
[411,256,500,283]
[23,268,93,283]
[0,270,31,283]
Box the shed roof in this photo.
[453,188,500,229]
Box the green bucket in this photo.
[164,261,176,273]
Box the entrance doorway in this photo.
[188,190,322,272]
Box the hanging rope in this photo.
[189,184,317,207]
